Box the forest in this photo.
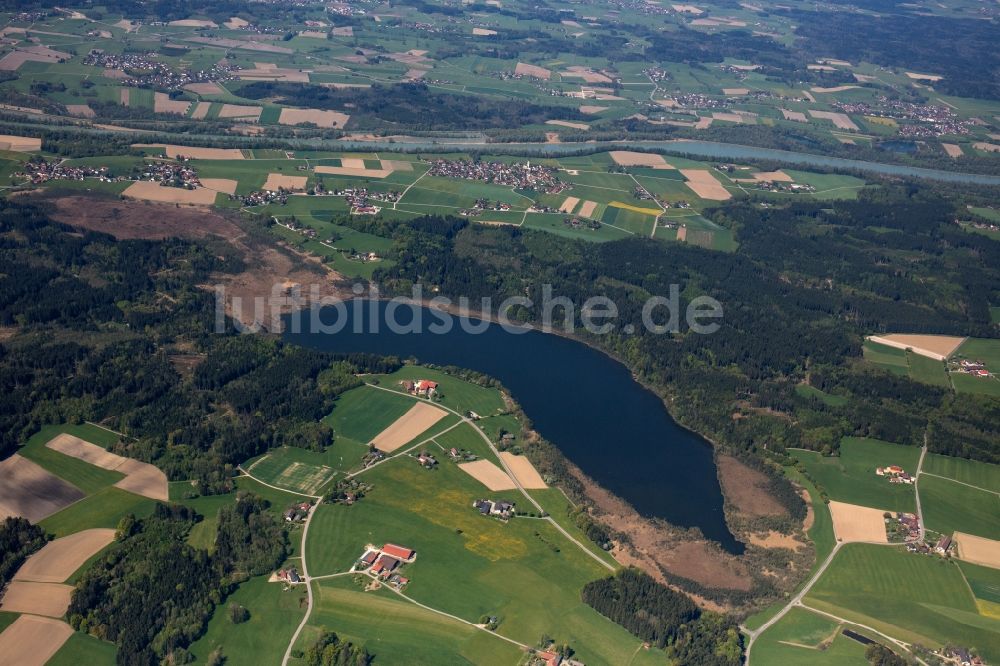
[582,568,742,665]
[68,495,291,664]
[0,517,48,587]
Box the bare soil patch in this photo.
[545,119,590,130]
[279,107,350,128]
[332,26,354,36]
[828,500,888,543]
[0,45,71,71]
[780,108,808,122]
[906,72,942,82]
[119,87,130,106]
[610,151,673,169]
[190,101,211,119]
[123,181,219,205]
[810,85,860,93]
[236,66,309,83]
[577,200,598,218]
[717,455,789,517]
[201,178,238,195]
[0,134,41,152]
[558,196,579,213]
[340,158,366,169]
[973,142,1000,153]
[498,452,547,489]
[808,110,859,131]
[747,531,804,550]
[515,62,551,80]
[457,460,517,491]
[0,455,84,523]
[370,402,447,453]
[185,81,224,95]
[314,165,392,178]
[218,104,262,121]
[0,581,73,617]
[0,616,74,666]
[867,334,965,360]
[473,28,498,36]
[263,173,308,191]
[154,92,191,115]
[579,105,607,114]
[941,143,963,158]
[672,4,704,13]
[680,169,731,200]
[46,434,169,500]
[169,19,217,27]
[723,87,749,95]
[133,144,246,160]
[954,532,1000,569]
[14,528,116,583]
[560,66,611,83]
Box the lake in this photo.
[283,300,744,554]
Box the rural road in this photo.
[281,499,321,666]
[742,540,843,662]
[915,435,928,541]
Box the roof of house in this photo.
[361,550,378,564]
[373,555,400,573]
[382,543,415,560]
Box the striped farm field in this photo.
[248,448,336,495]
[922,454,1000,493]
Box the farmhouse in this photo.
[416,452,438,468]
[473,498,515,519]
[371,554,400,576]
[382,543,416,561]
[935,535,953,555]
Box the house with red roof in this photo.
[381,543,416,561]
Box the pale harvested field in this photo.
[515,62,551,80]
[906,72,942,81]
[722,87,749,95]
[0,45,71,71]
[672,3,704,13]
[780,108,808,122]
[278,107,350,128]
[382,160,414,171]
[0,455,84,522]
[747,531,803,550]
[404,68,427,80]
[0,616,74,666]
[577,200,598,218]
[458,460,516,491]
[120,87,130,106]
[332,26,354,36]
[169,19,217,27]
[558,196,579,213]
[314,165,393,178]
[610,150,673,169]
[46,433,169,500]
[810,85,861,93]
[133,144,246,160]
[190,101,211,119]
[370,402,448,453]
[828,500,888,543]
[473,28,498,35]
[545,119,590,130]
[341,158,366,169]
[680,169,731,200]
[867,334,965,360]
[499,452,547,489]
[712,111,750,124]
[218,104,262,121]
[154,92,191,115]
[802,90,817,103]
[0,581,72,617]
[237,67,309,83]
[123,181,217,205]
[954,532,1000,569]
[185,81,224,95]
[0,134,42,152]
[14,529,116,583]
[808,64,837,72]
[65,104,95,118]
[300,30,328,39]
[973,142,1000,153]
[941,143,963,158]
[201,178,239,195]
[734,170,792,183]
[225,16,248,29]
[103,68,129,80]
[809,109,858,130]
[263,173,308,191]
[579,105,607,114]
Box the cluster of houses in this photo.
[136,161,203,189]
[896,513,921,541]
[355,543,416,588]
[236,189,290,207]
[753,180,816,194]
[952,358,991,378]
[563,217,602,231]
[416,451,438,468]
[282,501,313,522]
[83,49,236,90]
[942,646,985,666]
[458,198,514,217]
[401,379,439,397]
[15,157,113,185]
[902,531,955,557]
[275,567,302,584]
[447,447,479,463]
[427,159,569,193]
[473,498,515,520]
[876,465,914,484]
[360,447,386,469]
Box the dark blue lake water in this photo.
[283,300,743,554]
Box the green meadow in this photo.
[922,454,1000,493]
[48,632,117,666]
[806,544,1000,659]
[794,437,920,512]
[322,385,418,444]
[370,366,506,417]
[17,424,124,495]
[749,607,867,666]
[40,486,157,538]
[919,474,1000,540]
[302,457,657,665]
[862,340,909,376]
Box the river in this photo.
[283,300,744,554]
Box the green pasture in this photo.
[522,212,632,241]
[17,424,124,494]
[922,454,1000,493]
[322,384,417,444]
[906,351,949,387]
[920,474,1000,540]
[959,561,1000,606]
[189,575,307,666]
[245,446,342,496]
[807,543,1000,658]
[40,486,156,538]
[48,632,117,666]
[303,460,654,664]
[795,383,848,407]
[950,338,1000,396]
[370,366,506,418]
[794,437,920,512]
[749,607,867,666]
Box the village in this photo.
[427,159,570,193]
[82,49,236,90]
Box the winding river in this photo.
[283,301,744,554]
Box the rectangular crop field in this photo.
[749,607,867,666]
[323,386,418,444]
[922,454,1000,493]
[794,437,920,512]
[806,543,1000,659]
[920,474,1000,540]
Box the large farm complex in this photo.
[1,0,999,664]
